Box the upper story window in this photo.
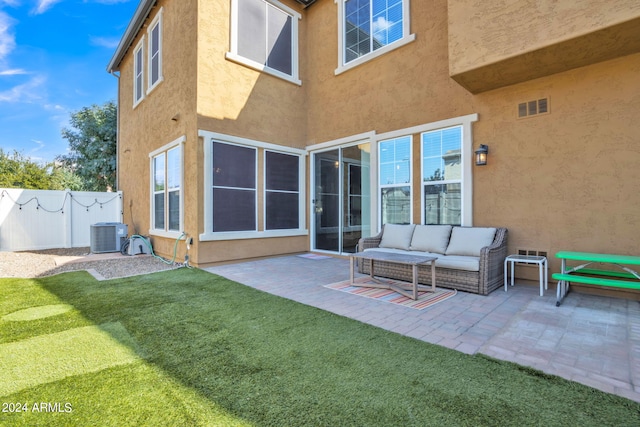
[227,0,301,85]
[337,0,414,74]
[133,38,145,107]
[147,8,163,93]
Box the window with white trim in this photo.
[200,131,307,241]
[228,0,301,84]
[338,0,413,72]
[147,8,163,92]
[151,140,182,233]
[422,126,463,225]
[133,38,144,106]
[379,136,411,225]
[212,141,257,232]
[265,150,300,230]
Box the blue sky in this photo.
[0,0,138,163]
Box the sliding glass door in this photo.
[312,144,370,254]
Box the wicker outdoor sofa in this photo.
[357,224,508,295]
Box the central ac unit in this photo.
[90,222,128,253]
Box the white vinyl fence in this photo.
[0,189,123,252]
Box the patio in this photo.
[205,254,640,403]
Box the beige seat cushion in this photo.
[445,227,497,257]
[379,224,416,250]
[409,225,452,254]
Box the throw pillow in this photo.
[379,224,416,250]
[445,227,497,257]
[409,225,453,253]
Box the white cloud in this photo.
[0,11,16,61]
[90,35,120,49]
[0,68,27,75]
[0,75,46,102]
[33,0,63,15]
[372,16,392,34]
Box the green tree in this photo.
[57,101,117,191]
[0,149,50,189]
[0,149,85,190]
[49,163,85,191]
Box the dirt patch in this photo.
[0,247,182,279]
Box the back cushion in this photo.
[379,224,416,250]
[409,225,453,253]
[445,227,497,256]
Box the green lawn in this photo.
[1,269,639,426]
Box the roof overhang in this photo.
[106,0,158,74]
[295,0,317,7]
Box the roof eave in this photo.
[106,0,158,74]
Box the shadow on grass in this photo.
[3,269,640,426]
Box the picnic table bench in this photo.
[553,251,640,306]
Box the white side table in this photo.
[504,255,548,296]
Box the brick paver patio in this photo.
[204,254,640,402]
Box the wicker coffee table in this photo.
[349,251,437,300]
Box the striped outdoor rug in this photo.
[324,277,457,310]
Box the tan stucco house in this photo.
[107,0,640,284]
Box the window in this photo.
[150,137,184,235]
[147,9,163,92]
[337,0,414,73]
[379,136,411,225]
[133,38,144,106]
[228,0,301,84]
[422,126,462,225]
[265,151,299,230]
[212,142,257,232]
[200,131,307,241]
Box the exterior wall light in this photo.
[475,144,488,166]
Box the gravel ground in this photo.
[0,247,183,279]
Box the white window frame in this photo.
[336,0,415,75]
[421,126,464,226]
[378,135,413,227]
[391,114,476,226]
[226,0,302,85]
[149,136,185,238]
[199,130,307,241]
[133,37,145,108]
[147,7,163,94]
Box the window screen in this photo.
[265,151,299,229]
[237,0,293,76]
[212,142,257,232]
[150,22,161,85]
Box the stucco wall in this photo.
[117,0,199,260]
[473,53,640,276]
[304,0,640,278]
[115,0,640,282]
[448,0,640,92]
[305,0,474,143]
[194,0,309,265]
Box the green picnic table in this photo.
[553,251,640,306]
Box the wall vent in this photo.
[518,98,549,118]
[516,248,548,264]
